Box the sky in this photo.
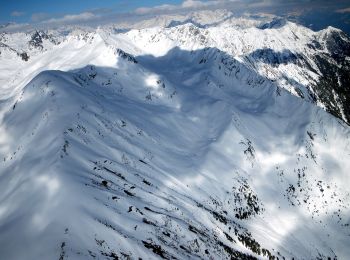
[0,0,182,23]
[1,0,350,34]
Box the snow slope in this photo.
[0,11,350,259]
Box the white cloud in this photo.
[182,0,214,8]
[135,0,238,15]
[135,4,177,15]
[336,7,350,13]
[135,0,348,15]
[31,12,49,22]
[11,11,25,17]
[45,12,97,24]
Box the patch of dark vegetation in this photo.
[163,231,171,237]
[101,251,119,260]
[242,139,255,159]
[59,242,66,260]
[235,211,249,220]
[294,87,305,99]
[237,233,275,259]
[19,52,29,61]
[224,232,235,243]
[96,219,118,232]
[139,159,147,164]
[61,140,69,157]
[136,208,144,215]
[307,131,315,141]
[87,65,97,79]
[231,181,263,220]
[116,49,138,64]
[195,202,229,225]
[120,252,131,258]
[95,238,105,247]
[88,250,96,258]
[196,203,204,208]
[238,233,262,255]
[142,218,157,226]
[142,240,168,259]
[211,211,228,224]
[103,167,126,180]
[218,241,257,260]
[124,190,134,196]
[188,225,207,237]
[179,245,191,254]
[143,179,151,186]
[286,184,297,206]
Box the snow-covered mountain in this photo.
[0,11,350,259]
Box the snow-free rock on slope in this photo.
[0,11,350,259]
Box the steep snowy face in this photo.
[0,13,350,260]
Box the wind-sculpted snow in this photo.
[0,12,350,260]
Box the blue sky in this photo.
[1,0,350,34]
[0,0,182,23]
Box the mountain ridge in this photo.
[2,15,349,123]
